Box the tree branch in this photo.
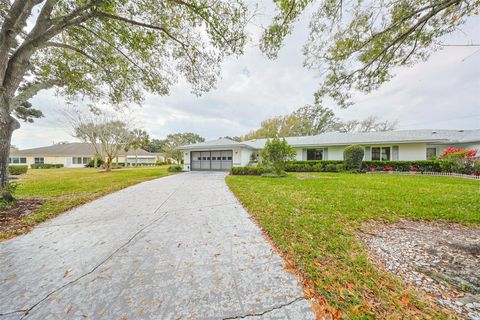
[9,79,61,111]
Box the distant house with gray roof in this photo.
[177,129,480,171]
[9,142,163,168]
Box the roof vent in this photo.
[431,131,437,134]
[458,129,464,132]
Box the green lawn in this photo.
[2,166,175,239]
[226,173,480,319]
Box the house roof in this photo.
[177,138,255,150]
[178,129,480,150]
[10,142,157,157]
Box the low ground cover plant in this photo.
[167,165,183,172]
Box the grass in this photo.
[1,166,175,240]
[226,173,480,319]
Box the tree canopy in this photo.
[241,103,397,140]
[261,0,479,107]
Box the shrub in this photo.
[168,165,183,172]
[343,145,364,170]
[325,163,337,172]
[230,166,266,175]
[361,160,441,172]
[9,165,28,175]
[30,163,63,169]
[439,147,477,174]
[474,161,480,176]
[313,163,324,172]
[285,160,343,172]
[260,137,296,175]
[383,166,393,171]
[336,164,345,172]
[85,158,105,168]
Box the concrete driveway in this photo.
[0,172,315,319]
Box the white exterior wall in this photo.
[293,148,303,160]
[182,151,191,171]
[326,147,344,160]
[397,143,427,160]
[240,148,254,166]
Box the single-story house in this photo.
[9,142,163,168]
[177,129,480,171]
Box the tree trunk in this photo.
[105,156,113,172]
[0,98,20,200]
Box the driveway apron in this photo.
[0,172,315,319]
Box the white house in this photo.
[10,142,163,168]
[177,129,480,171]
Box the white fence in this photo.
[366,171,480,180]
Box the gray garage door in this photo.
[191,150,233,171]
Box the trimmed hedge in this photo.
[230,166,266,175]
[361,160,442,172]
[9,165,28,175]
[284,160,344,172]
[30,163,64,169]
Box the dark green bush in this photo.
[361,160,442,172]
[325,163,337,172]
[85,158,105,168]
[9,165,28,175]
[30,163,63,169]
[285,160,343,172]
[230,166,266,175]
[168,165,183,172]
[343,145,364,170]
[336,164,345,172]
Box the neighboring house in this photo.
[9,142,162,168]
[177,129,480,171]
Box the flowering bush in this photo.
[383,166,393,171]
[409,167,417,172]
[439,147,478,175]
[440,147,477,159]
[369,166,376,172]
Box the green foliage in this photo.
[260,137,296,175]
[227,173,479,318]
[343,145,364,170]
[167,165,183,172]
[262,0,478,107]
[163,132,205,163]
[9,165,28,175]
[363,160,442,172]
[13,101,44,123]
[440,153,477,175]
[30,164,64,169]
[325,163,337,172]
[85,158,105,168]
[284,160,343,172]
[230,166,266,176]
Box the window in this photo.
[307,149,323,160]
[371,147,391,161]
[227,156,232,160]
[72,157,90,164]
[202,157,207,160]
[9,157,26,164]
[34,157,44,164]
[426,147,437,159]
[222,156,226,160]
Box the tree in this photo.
[143,138,167,154]
[261,0,478,107]
[67,108,132,171]
[335,116,398,133]
[260,136,296,176]
[163,132,205,164]
[221,136,241,142]
[242,104,397,140]
[129,129,150,166]
[0,0,250,198]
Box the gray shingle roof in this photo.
[178,129,480,150]
[11,142,157,157]
[177,138,254,150]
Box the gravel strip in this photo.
[360,220,480,320]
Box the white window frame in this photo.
[371,146,391,161]
[9,157,27,164]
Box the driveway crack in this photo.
[5,179,186,319]
[222,296,306,319]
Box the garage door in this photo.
[191,150,233,171]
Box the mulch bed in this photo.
[360,220,480,319]
[0,199,44,239]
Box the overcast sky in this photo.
[12,3,480,149]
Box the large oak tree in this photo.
[0,0,249,196]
